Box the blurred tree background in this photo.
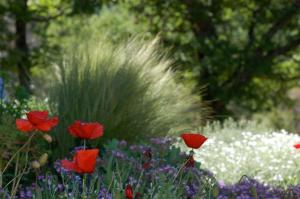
[1,0,300,131]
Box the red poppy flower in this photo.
[294,143,300,149]
[68,120,104,139]
[61,149,99,173]
[16,111,58,133]
[125,185,133,199]
[180,133,208,149]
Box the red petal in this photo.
[68,121,104,139]
[68,121,83,138]
[16,119,35,132]
[75,149,99,173]
[61,160,82,173]
[180,133,208,149]
[294,143,300,149]
[27,111,48,125]
[125,185,133,199]
[82,122,104,139]
[36,117,59,132]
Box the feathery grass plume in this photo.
[49,38,206,157]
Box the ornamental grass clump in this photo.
[49,38,203,158]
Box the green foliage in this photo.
[203,118,272,140]
[2,0,300,118]
[49,38,203,158]
[46,5,148,54]
[0,100,26,120]
[0,98,50,172]
[252,107,296,133]
[119,0,300,115]
[0,116,24,169]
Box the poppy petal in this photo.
[75,149,99,173]
[16,119,35,132]
[68,121,104,139]
[61,160,82,173]
[82,123,104,139]
[68,121,83,137]
[27,111,48,125]
[294,143,300,149]
[125,185,133,199]
[180,133,208,149]
[36,117,59,132]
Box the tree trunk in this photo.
[15,0,31,94]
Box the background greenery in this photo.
[1,0,300,142]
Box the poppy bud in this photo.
[31,160,41,169]
[143,162,151,170]
[43,134,52,143]
[125,184,133,199]
[38,153,48,166]
[185,155,195,168]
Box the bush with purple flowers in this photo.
[1,136,299,199]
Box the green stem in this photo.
[83,140,86,150]
[135,169,144,192]
[105,172,115,198]
[173,156,191,183]
[82,174,87,198]
[2,133,35,174]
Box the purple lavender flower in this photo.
[218,178,287,198]
[156,165,176,176]
[98,187,112,199]
[128,176,138,185]
[185,182,199,198]
[111,150,127,159]
[150,137,172,146]
[118,140,127,148]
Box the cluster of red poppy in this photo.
[61,121,104,173]
[16,111,211,198]
[15,111,104,173]
[16,111,58,132]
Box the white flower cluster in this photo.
[177,130,300,186]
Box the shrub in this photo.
[11,137,300,199]
[49,39,203,158]
[15,138,218,198]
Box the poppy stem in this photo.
[135,169,144,191]
[82,174,87,198]
[172,156,192,183]
[83,140,86,150]
[2,133,35,174]
[105,171,115,198]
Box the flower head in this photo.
[125,184,133,199]
[180,133,208,149]
[61,149,99,173]
[68,120,104,139]
[16,111,58,132]
[294,143,300,149]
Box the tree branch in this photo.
[30,9,66,22]
[265,36,300,59]
[262,4,299,41]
